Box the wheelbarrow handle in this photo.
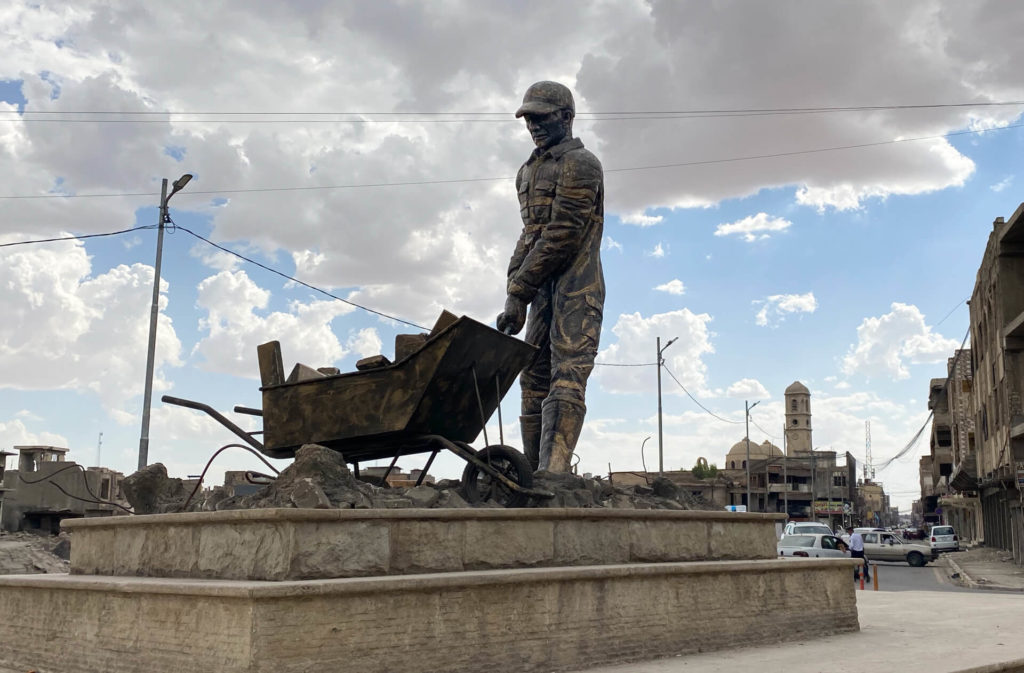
[161,395,266,454]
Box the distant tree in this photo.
[692,457,718,479]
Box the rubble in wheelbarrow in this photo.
[122,444,717,514]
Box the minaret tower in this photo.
[784,381,812,454]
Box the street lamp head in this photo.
[664,337,678,350]
[169,173,193,198]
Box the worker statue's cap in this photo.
[515,81,575,118]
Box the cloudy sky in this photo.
[2,0,1022,512]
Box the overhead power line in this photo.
[0,225,156,248]
[5,99,1023,121]
[871,325,971,471]
[661,365,744,425]
[171,223,430,331]
[749,415,779,441]
[3,121,1021,202]
[2,222,666,367]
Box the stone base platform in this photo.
[63,508,784,581]
[0,558,857,673]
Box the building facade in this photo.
[968,204,1024,563]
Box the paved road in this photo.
[863,556,1019,594]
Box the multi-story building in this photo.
[938,349,983,543]
[918,455,939,528]
[968,204,1024,562]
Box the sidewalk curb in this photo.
[945,554,1024,593]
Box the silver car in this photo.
[862,530,936,567]
[777,534,850,558]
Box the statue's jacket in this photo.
[506,136,605,331]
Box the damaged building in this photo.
[0,446,128,534]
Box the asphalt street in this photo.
[861,554,1021,594]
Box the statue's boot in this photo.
[520,414,542,471]
[538,400,584,472]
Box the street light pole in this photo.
[656,336,677,478]
[745,399,759,511]
[138,174,192,471]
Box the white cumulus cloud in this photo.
[754,292,818,327]
[726,378,770,399]
[715,213,793,242]
[192,270,355,378]
[841,302,961,381]
[654,279,686,295]
[595,309,714,396]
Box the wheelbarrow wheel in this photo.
[460,445,534,508]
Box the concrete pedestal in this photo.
[0,559,856,673]
[0,509,859,672]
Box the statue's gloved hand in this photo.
[496,295,527,335]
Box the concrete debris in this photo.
[289,478,332,509]
[122,463,189,514]
[0,530,70,575]
[124,444,718,513]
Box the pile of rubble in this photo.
[0,531,70,575]
[123,444,717,514]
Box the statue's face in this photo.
[524,110,569,149]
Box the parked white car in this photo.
[929,525,960,553]
[777,534,850,558]
[781,521,833,539]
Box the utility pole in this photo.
[810,449,816,521]
[138,174,192,471]
[655,336,677,478]
[782,423,788,518]
[745,400,759,511]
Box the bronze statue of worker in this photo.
[497,81,605,473]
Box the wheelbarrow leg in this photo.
[417,449,440,486]
[381,446,404,484]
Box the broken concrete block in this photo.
[285,363,325,384]
[404,485,440,508]
[430,310,459,335]
[394,333,429,361]
[355,355,391,371]
[289,478,332,509]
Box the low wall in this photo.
[63,508,784,580]
[0,558,857,673]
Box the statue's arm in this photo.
[507,155,602,303]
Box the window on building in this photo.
[791,399,797,412]
[100,478,110,500]
[730,461,735,469]
[936,428,952,447]
[791,419,798,426]
[742,461,747,469]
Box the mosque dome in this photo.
[724,437,783,468]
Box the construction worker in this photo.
[496,81,605,473]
